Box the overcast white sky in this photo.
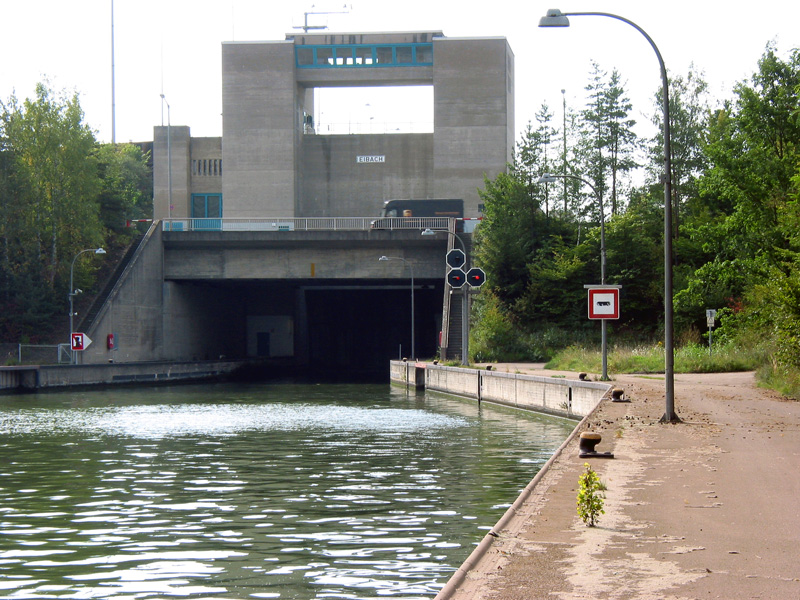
[2,1,798,145]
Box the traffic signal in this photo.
[447,268,466,288]
[445,248,466,269]
[467,267,486,288]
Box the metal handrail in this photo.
[161,217,454,232]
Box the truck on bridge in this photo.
[371,199,466,230]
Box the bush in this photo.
[577,463,606,527]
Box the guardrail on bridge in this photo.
[161,217,455,232]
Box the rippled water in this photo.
[0,382,575,599]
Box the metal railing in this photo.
[12,344,69,365]
[162,217,454,232]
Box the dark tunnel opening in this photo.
[304,284,442,380]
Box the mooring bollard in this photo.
[579,432,601,453]
[611,388,628,402]
[579,432,614,459]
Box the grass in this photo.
[545,341,763,375]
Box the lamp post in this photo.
[379,256,415,360]
[69,247,106,364]
[538,173,609,380]
[539,8,679,422]
[422,228,470,365]
[160,93,172,223]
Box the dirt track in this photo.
[440,368,800,599]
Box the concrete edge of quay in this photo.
[388,360,613,598]
[0,359,258,393]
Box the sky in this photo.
[2,0,799,146]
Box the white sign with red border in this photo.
[586,286,621,320]
[70,332,93,351]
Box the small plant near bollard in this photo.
[577,463,606,527]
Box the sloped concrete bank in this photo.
[390,360,610,419]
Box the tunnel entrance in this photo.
[303,283,442,380]
[171,279,444,382]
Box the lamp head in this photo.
[539,8,570,27]
[378,256,389,261]
[537,173,559,184]
[95,248,106,255]
[421,228,436,236]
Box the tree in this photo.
[0,82,105,340]
[603,68,639,215]
[95,143,152,233]
[675,45,800,344]
[578,62,639,217]
[515,104,558,215]
[648,66,711,235]
[1,83,103,287]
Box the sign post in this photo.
[585,285,622,380]
[706,309,717,355]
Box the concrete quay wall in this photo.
[0,360,249,393]
[391,361,610,419]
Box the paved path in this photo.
[437,366,800,599]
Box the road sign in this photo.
[467,267,486,288]
[587,287,620,320]
[446,248,466,269]
[706,309,717,327]
[447,268,466,288]
[70,333,93,351]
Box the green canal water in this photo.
[0,382,575,599]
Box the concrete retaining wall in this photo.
[389,361,426,389]
[391,361,609,419]
[0,360,249,393]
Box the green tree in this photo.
[1,83,103,286]
[95,143,152,233]
[515,105,559,215]
[676,45,800,348]
[603,68,639,215]
[475,172,539,311]
[0,82,105,340]
[648,66,711,236]
[578,63,639,217]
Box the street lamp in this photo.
[422,228,470,365]
[69,247,106,364]
[160,93,173,223]
[539,8,679,422]
[379,256,415,360]
[538,173,609,380]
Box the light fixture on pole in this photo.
[69,248,106,364]
[539,8,679,422]
[538,173,609,380]
[379,256,415,360]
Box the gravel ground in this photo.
[438,367,800,600]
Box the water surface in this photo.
[0,382,574,599]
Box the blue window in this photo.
[296,43,433,69]
[191,194,222,231]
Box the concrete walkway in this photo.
[436,365,800,599]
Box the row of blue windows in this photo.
[296,43,433,69]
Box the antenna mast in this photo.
[293,5,351,33]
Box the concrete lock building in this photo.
[81,30,514,377]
